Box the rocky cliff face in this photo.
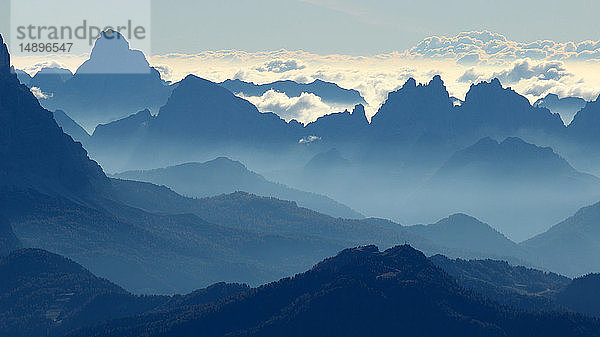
[0,34,109,196]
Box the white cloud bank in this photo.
[10,31,600,122]
[404,31,600,63]
[239,89,351,124]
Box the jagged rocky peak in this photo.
[350,104,368,122]
[0,36,109,195]
[371,75,452,128]
[76,30,151,74]
[463,77,520,104]
[0,35,11,74]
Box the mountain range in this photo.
[219,78,366,105]
[414,136,600,239]
[29,31,173,131]
[112,157,363,219]
[63,245,600,337]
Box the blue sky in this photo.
[150,0,600,55]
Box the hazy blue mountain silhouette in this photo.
[13,69,31,86]
[65,245,600,337]
[303,104,369,146]
[28,67,73,94]
[568,97,600,145]
[53,110,90,144]
[416,137,600,240]
[38,32,172,131]
[0,36,394,293]
[88,74,303,172]
[407,214,525,260]
[431,254,570,312]
[112,157,363,219]
[220,78,366,105]
[304,148,351,173]
[432,137,597,185]
[370,76,455,148]
[459,79,565,141]
[523,201,600,277]
[534,93,587,125]
[366,77,565,165]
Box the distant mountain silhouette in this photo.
[88,74,302,172]
[459,79,565,141]
[38,32,172,131]
[53,110,90,144]
[432,137,597,185]
[407,214,525,260]
[13,69,32,86]
[417,137,600,240]
[113,157,363,219]
[365,77,565,165]
[28,67,73,94]
[220,78,366,105]
[303,104,369,146]
[65,245,600,337]
[0,35,378,294]
[556,274,600,317]
[534,94,587,125]
[523,201,600,277]
[304,148,351,172]
[567,97,600,146]
[370,76,455,148]
[431,255,570,312]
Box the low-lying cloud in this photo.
[11,31,600,122]
[256,59,306,73]
[239,89,350,124]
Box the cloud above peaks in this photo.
[493,60,571,83]
[256,59,306,73]
[405,31,600,63]
[30,87,52,99]
[238,90,351,124]
[459,60,572,84]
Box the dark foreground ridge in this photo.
[67,245,600,337]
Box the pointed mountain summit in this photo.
[149,75,295,144]
[0,35,10,74]
[407,214,522,259]
[460,78,565,138]
[304,104,369,143]
[37,31,172,131]
[112,157,363,219]
[371,75,454,142]
[420,137,600,240]
[76,31,151,74]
